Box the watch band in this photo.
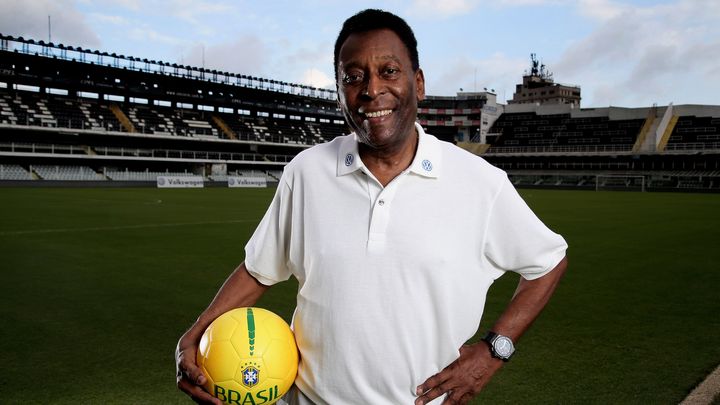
[483,331,499,343]
[482,331,515,361]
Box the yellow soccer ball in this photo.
[197,307,298,405]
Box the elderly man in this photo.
[176,9,568,405]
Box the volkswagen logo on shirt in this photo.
[345,153,354,166]
[421,159,433,172]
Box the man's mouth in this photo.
[358,107,393,118]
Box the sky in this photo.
[1,0,719,108]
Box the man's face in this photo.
[336,29,425,150]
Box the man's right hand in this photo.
[175,331,222,404]
[175,263,269,404]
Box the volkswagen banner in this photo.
[228,176,267,188]
[156,176,204,188]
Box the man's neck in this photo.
[359,128,419,187]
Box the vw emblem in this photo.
[345,153,354,166]
[421,159,433,172]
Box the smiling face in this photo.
[336,29,425,152]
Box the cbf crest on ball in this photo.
[197,307,298,405]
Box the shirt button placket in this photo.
[368,193,391,251]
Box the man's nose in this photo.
[362,74,385,99]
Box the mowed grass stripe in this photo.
[0,187,718,404]
[0,219,258,236]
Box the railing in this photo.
[486,144,633,154]
[494,161,636,170]
[0,117,124,132]
[0,142,87,155]
[665,142,720,152]
[0,142,296,163]
[95,147,293,163]
[0,117,322,146]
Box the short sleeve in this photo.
[244,177,294,285]
[483,177,568,280]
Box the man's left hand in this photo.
[415,343,503,405]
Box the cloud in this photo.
[407,0,719,106]
[162,0,236,31]
[576,0,628,21]
[274,40,334,82]
[94,0,142,11]
[180,28,336,90]
[409,0,566,17]
[88,0,237,37]
[554,0,720,106]
[409,0,479,17]
[301,68,335,89]
[426,52,527,99]
[496,0,565,5]
[182,36,268,77]
[590,82,624,106]
[0,0,100,47]
[554,12,639,76]
[128,27,183,46]
[93,0,233,16]
[87,13,129,26]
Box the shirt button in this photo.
[378,199,385,206]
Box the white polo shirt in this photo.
[245,123,567,404]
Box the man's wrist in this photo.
[482,331,515,361]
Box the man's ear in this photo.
[415,68,426,102]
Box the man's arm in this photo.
[415,256,568,405]
[175,262,270,404]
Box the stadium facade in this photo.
[1,34,719,191]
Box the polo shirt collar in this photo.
[336,122,442,179]
[408,123,442,178]
[337,133,362,176]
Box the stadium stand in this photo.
[482,103,720,191]
[32,165,104,181]
[105,169,197,181]
[486,106,644,153]
[665,105,720,152]
[0,164,32,180]
[0,34,718,191]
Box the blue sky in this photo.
[2,0,719,107]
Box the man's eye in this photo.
[383,67,399,75]
[342,73,362,84]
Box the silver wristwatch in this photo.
[482,331,515,361]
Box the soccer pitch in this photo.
[0,187,718,404]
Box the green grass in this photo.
[0,187,718,404]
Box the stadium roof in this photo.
[0,33,337,101]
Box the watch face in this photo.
[494,336,514,358]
